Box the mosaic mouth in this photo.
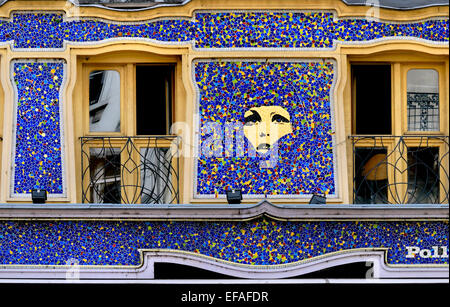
[257,143,271,151]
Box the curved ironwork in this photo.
[81,136,180,204]
[350,135,449,204]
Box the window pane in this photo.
[136,65,173,135]
[353,65,391,135]
[407,69,439,131]
[354,148,388,204]
[407,147,440,203]
[89,70,121,132]
[89,147,121,203]
[140,147,173,204]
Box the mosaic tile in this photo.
[0,220,447,266]
[12,61,65,196]
[0,11,447,50]
[194,60,336,197]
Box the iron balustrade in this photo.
[80,136,180,204]
[350,135,449,204]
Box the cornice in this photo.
[0,200,448,220]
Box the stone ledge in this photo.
[0,200,448,220]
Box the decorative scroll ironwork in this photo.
[350,136,449,204]
[81,136,180,204]
[407,92,439,131]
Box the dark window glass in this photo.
[136,65,174,135]
[353,65,391,134]
[407,147,440,203]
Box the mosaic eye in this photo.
[243,110,261,125]
[272,114,290,123]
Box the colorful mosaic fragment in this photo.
[195,60,335,197]
[12,61,65,195]
[0,220,447,266]
[194,12,449,48]
[12,13,66,49]
[0,11,447,50]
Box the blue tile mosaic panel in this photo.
[0,11,447,50]
[193,12,449,48]
[0,219,447,266]
[12,61,65,196]
[195,60,335,197]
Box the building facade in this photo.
[0,0,448,281]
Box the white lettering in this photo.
[419,249,432,258]
[406,246,420,258]
[181,291,215,304]
[406,246,449,259]
[226,292,231,301]
[225,292,269,302]
[432,246,441,258]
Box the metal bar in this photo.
[80,136,180,204]
[350,135,449,204]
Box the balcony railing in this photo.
[350,135,449,204]
[80,136,180,204]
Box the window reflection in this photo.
[407,147,440,204]
[89,70,121,132]
[354,148,388,204]
[89,147,121,203]
[407,69,439,131]
[140,147,172,204]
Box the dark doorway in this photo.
[136,65,174,135]
[352,65,391,135]
[154,261,373,279]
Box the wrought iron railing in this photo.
[81,136,180,204]
[350,135,449,204]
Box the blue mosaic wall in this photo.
[0,219,447,266]
[0,11,448,50]
[1,10,448,196]
[195,60,335,197]
[12,61,65,196]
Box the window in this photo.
[89,147,121,203]
[136,65,173,135]
[407,69,439,132]
[354,147,388,204]
[352,64,392,135]
[89,70,121,132]
[407,147,440,203]
[351,61,448,204]
[80,61,179,204]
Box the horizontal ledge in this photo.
[0,249,448,280]
[0,201,448,220]
[0,279,449,284]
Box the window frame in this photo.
[83,64,127,137]
[401,63,447,136]
[350,59,449,204]
[80,60,178,204]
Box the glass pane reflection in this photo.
[89,70,121,132]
